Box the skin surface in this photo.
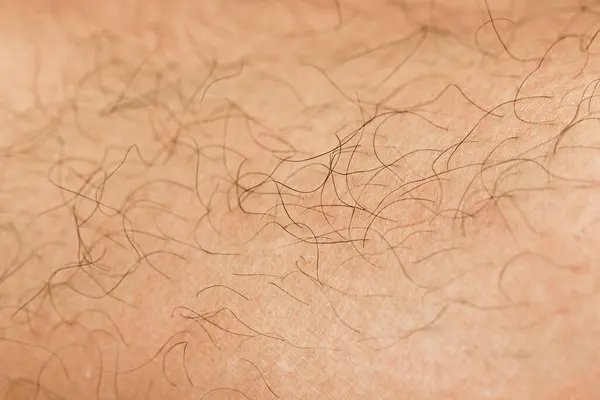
[1,0,600,399]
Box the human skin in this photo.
[1,0,600,399]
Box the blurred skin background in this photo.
[1,0,600,399]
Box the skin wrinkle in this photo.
[1,0,600,399]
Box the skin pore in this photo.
[1,0,600,398]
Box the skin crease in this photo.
[1,0,600,399]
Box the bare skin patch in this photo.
[1,1,600,399]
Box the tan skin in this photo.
[1,0,600,398]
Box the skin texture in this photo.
[1,0,600,398]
